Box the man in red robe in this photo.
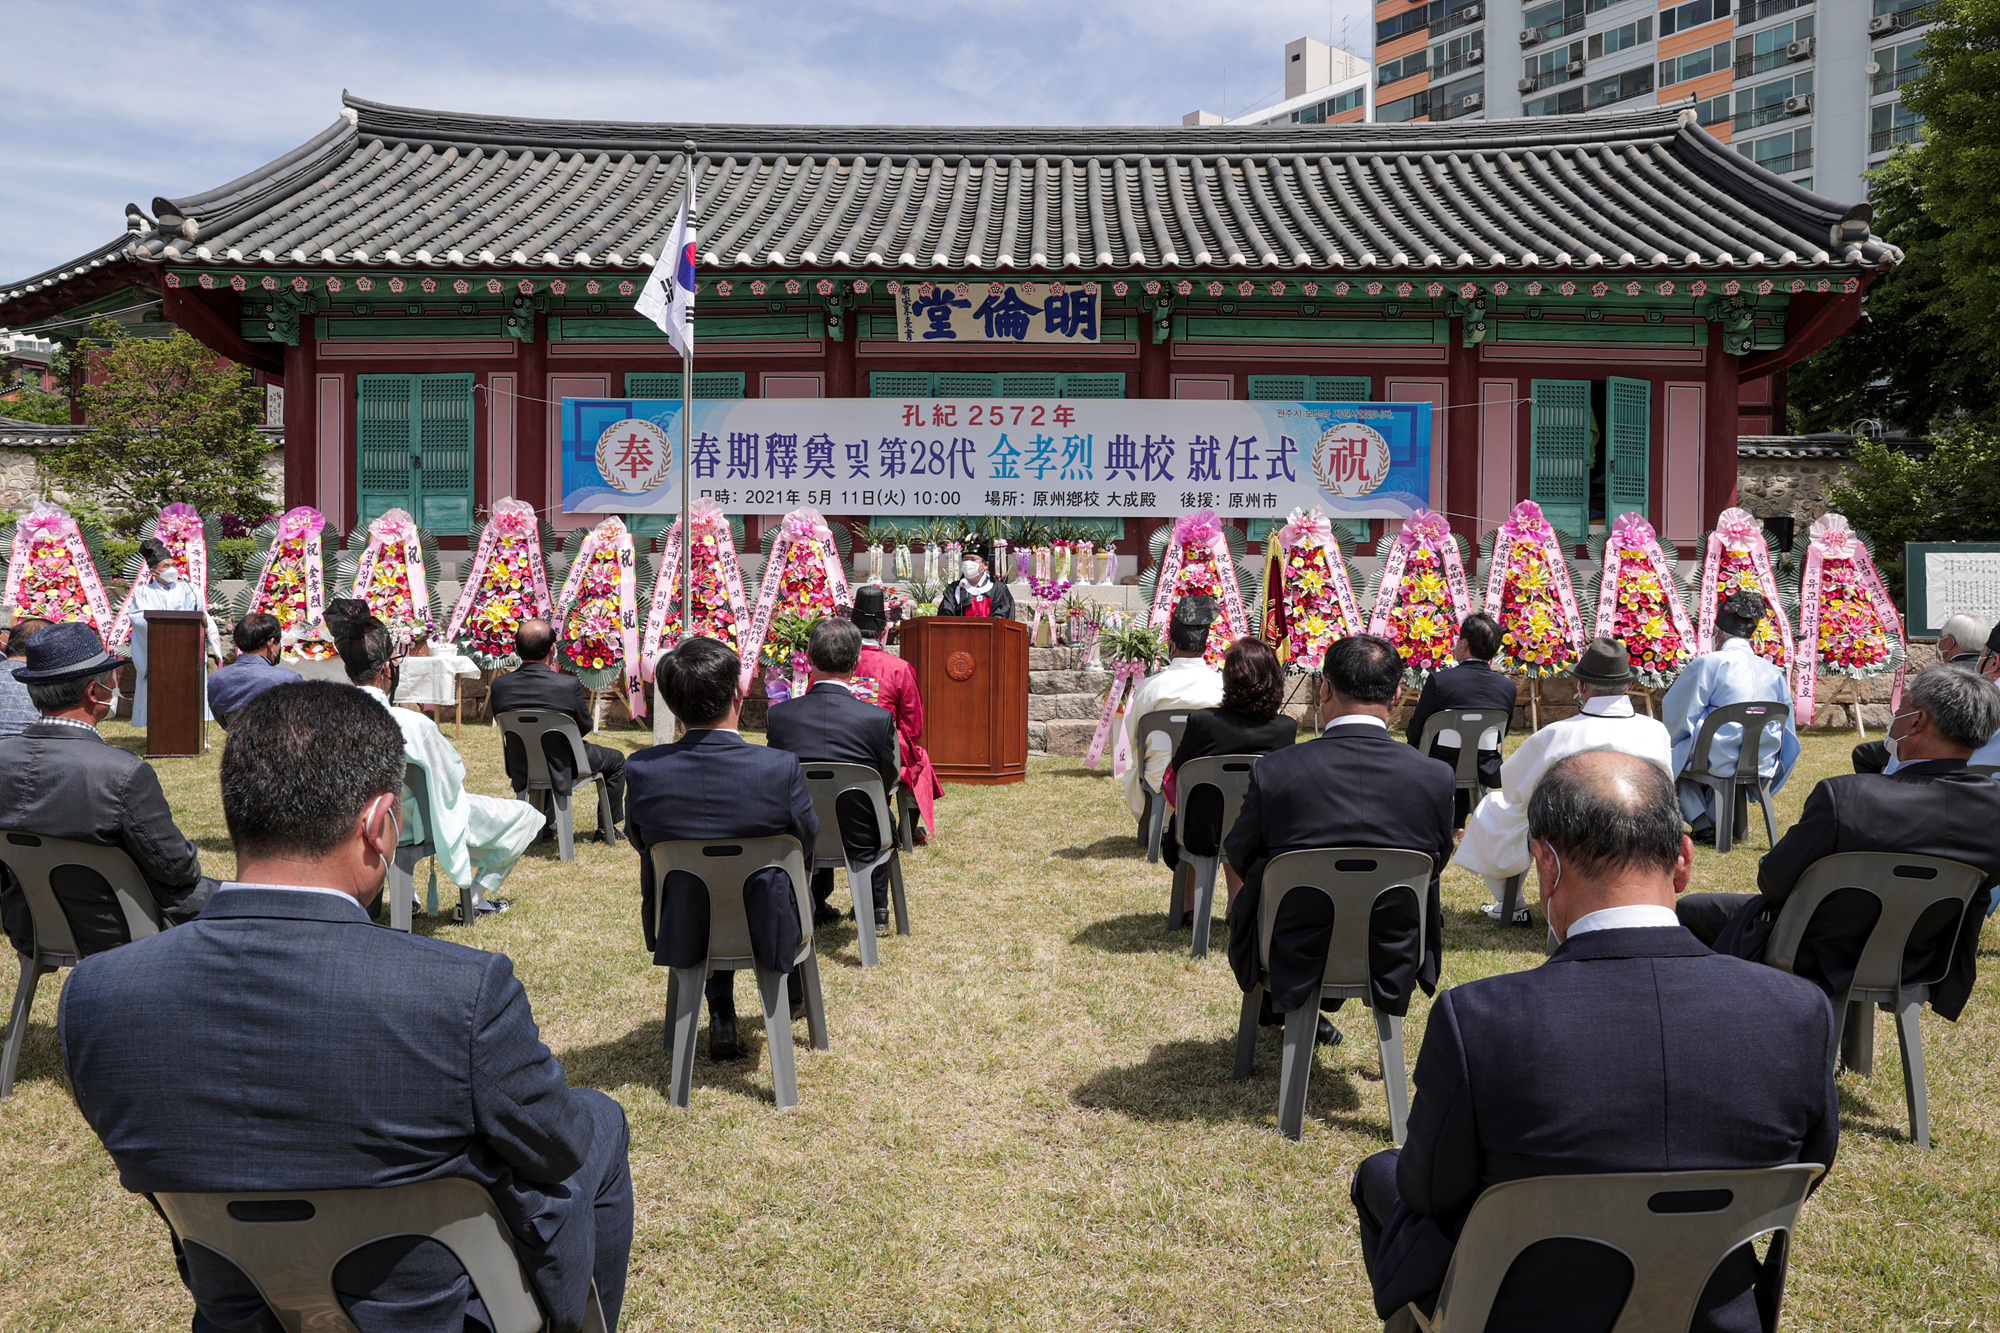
[850,587,942,840]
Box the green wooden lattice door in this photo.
[1604,376,1651,523]
[356,374,475,535]
[1247,375,1372,401]
[1529,379,1591,540]
[623,372,747,400]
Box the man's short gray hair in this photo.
[1907,664,2000,750]
[1941,613,1994,653]
[26,668,118,715]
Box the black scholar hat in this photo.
[852,585,888,633]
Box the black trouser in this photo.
[809,788,893,915]
[1853,740,1890,774]
[506,739,627,831]
[1424,742,1502,829]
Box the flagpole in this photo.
[679,139,696,654]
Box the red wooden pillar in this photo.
[1445,325,1479,541]
[282,336,315,512]
[516,312,549,519]
[1130,326,1172,571]
[826,326,857,398]
[1703,322,1740,534]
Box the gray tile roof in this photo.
[15,93,1895,291]
[1737,433,1927,459]
[0,230,147,309]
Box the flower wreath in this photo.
[741,507,851,686]
[1794,512,1906,722]
[346,508,437,649]
[445,498,554,668]
[1589,513,1696,690]
[244,506,335,659]
[1262,507,1365,672]
[1480,500,1585,678]
[641,497,750,670]
[2,501,115,634]
[1145,509,1252,666]
[1367,509,1473,684]
[1697,507,1795,675]
[553,516,646,716]
[108,503,221,656]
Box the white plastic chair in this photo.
[494,710,617,862]
[1135,709,1193,864]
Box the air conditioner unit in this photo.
[1786,36,1815,58]
[1467,46,1485,62]
[1521,26,1542,44]
[1784,93,1813,113]
[1463,92,1487,107]
[1868,12,1901,33]
[1463,3,1483,16]
[1518,75,1540,91]
[1566,58,1586,73]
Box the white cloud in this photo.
[0,0,1371,279]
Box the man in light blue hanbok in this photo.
[1661,590,1801,842]
[127,540,215,728]
[334,610,541,916]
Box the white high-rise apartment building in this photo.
[1183,37,1374,127]
[1366,0,1934,199]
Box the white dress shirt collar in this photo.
[1566,903,1682,936]
[219,881,372,920]
[1323,713,1389,731]
[686,726,741,738]
[814,679,854,693]
[1578,694,1636,718]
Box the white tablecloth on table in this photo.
[394,653,480,707]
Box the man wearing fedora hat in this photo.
[0,622,215,957]
[1455,637,1673,923]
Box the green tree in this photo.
[1902,0,2000,365]
[0,386,72,424]
[1835,424,2000,601]
[1786,152,2000,433]
[45,322,272,532]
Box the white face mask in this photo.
[156,565,180,585]
[1882,709,1921,764]
[961,560,983,581]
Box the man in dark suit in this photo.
[0,623,216,956]
[1224,634,1456,1047]
[204,612,302,726]
[1354,750,1838,1331]
[1852,612,1987,773]
[60,680,632,1332]
[1403,611,1518,826]
[488,618,626,843]
[626,636,819,1060]
[765,617,901,936]
[1680,663,2000,1020]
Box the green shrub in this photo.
[210,537,256,579]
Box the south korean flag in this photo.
[636,183,696,358]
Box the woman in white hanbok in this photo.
[128,540,215,728]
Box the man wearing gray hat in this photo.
[1661,590,1801,843]
[1455,637,1673,923]
[0,622,215,957]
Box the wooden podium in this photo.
[899,616,1028,784]
[142,610,208,758]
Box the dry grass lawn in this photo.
[2,716,1999,1330]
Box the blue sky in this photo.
[0,0,1372,286]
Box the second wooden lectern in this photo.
[898,615,1028,784]
[142,609,208,758]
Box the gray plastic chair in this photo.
[1414,707,1513,811]
[647,836,829,1111]
[1135,709,1193,864]
[1766,851,1986,1148]
[1384,1164,1824,1333]
[1169,754,1258,959]
[799,762,911,968]
[1231,848,1433,1143]
[384,762,469,931]
[1493,871,1532,929]
[0,831,162,1098]
[154,1177,606,1333]
[494,710,616,862]
[1679,701,1790,853]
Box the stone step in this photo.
[1041,717,1103,756]
[1029,691,1107,722]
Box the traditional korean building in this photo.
[0,94,1895,557]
